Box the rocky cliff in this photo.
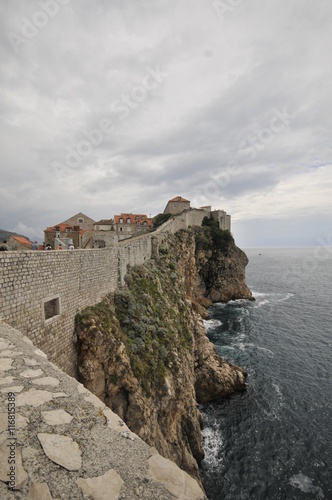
[76,227,252,487]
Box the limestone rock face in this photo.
[77,307,205,484]
[192,313,247,403]
[76,228,252,487]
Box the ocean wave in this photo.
[203,319,223,330]
[237,343,274,357]
[201,426,224,470]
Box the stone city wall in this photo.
[0,211,204,377]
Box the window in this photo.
[136,221,140,226]
[119,218,123,223]
[78,218,84,224]
[143,221,148,226]
[120,227,123,232]
[44,295,60,322]
[126,218,131,223]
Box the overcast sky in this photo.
[1,0,331,247]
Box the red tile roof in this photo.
[44,223,72,233]
[169,196,190,203]
[11,236,32,248]
[114,213,152,226]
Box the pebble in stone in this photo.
[148,454,206,500]
[38,433,82,471]
[0,412,28,433]
[103,408,127,433]
[34,349,47,359]
[33,377,60,387]
[41,409,73,426]
[20,369,44,379]
[0,358,13,372]
[0,385,24,394]
[76,469,124,500]
[28,482,53,500]
[52,392,68,398]
[0,376,15,386]
[0,350,23,357]
[17,389,53,407]
[84,392,105,409]
[22,336,34,346]
[0,339,11,349]
[0,442,28,490]
[23,358,41,367]
[121,431,135,441]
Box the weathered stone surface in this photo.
[33,377,60,387]
[0,442,28,490]
[23,358,40,366]
[38,433,82,471]
[52,392,68,398]
[148,454,205,500]
[0,412,28,433]
[28,482,53,500]
[76,469,124,500]
[33,349,47,359]
[20,369,44,379]
[0,350,23,357]
[0,321,208,499]
[103,407,128,433]
[0,385,24,394]
[17,389,53,407]
[0,358,13,372]
[41,409,73,426]
[0,376,15,385]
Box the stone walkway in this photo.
[0,321,206,499]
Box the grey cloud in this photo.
[1,0,332,246]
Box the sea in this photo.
[200,247,332,500]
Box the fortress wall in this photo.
[118,234,153,286]
[0,211,205,376]
[0,248,118,376]
[156,209,207,234]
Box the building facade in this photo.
[164,196,190,215]
[114,213,152,241]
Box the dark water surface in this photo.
[200,247,332,499]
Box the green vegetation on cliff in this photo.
[194,216,234,253]
[76,244,193,394]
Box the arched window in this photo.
[143,221,148,226]
[126,218,131,223]
[119,218,123,223]
[136,221,140,226]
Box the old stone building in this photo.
[93,219,114,231]
[63,212,96,231]
[7,235,32,250]
[211,210,231,231]
[114,213,152,241]
[164,196,190,215]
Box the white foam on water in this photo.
[251,290,294,308]
[236,343,274,357]
[203,319,223,330]
[289,473,324,498]
[254,298,270,308]
[272,382,282,397]
[202,426,224,470]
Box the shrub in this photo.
[152,213,172,228]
